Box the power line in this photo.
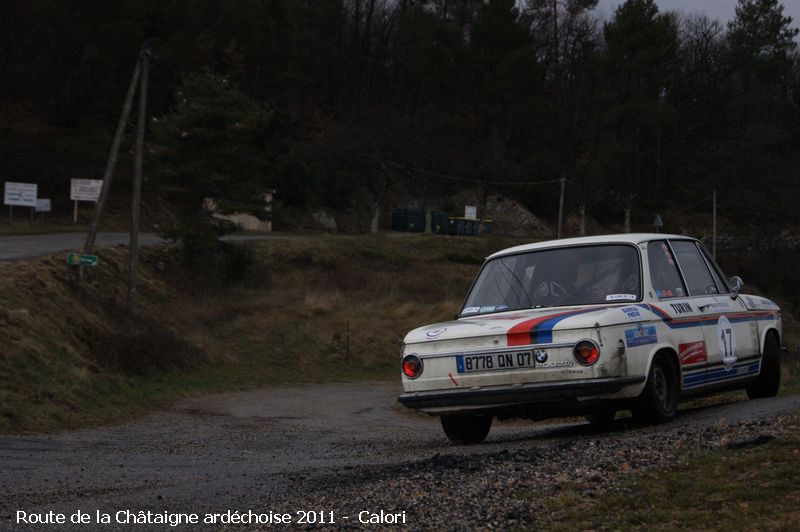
[671,193,714,216]
[334,144,563,187]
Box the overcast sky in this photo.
[596,0,800,27]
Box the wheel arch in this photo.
[644,344,681,385]
[760,327,780,354]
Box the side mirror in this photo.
[729,276,744,298]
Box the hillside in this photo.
[0,234,525,433]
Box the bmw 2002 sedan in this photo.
[398,234,782,444]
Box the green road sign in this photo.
[66,252,99,267]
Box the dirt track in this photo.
[1,382,799,530]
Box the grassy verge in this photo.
[0,233,526,433]
[546,418,800,530]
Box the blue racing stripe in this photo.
[530,308,604,344]
[683,361,760,388]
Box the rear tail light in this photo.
[402,354,423,379]
[573,340,600,366]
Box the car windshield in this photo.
[461,244,641,316]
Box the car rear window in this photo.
[461,244,641,315]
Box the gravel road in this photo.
[1,383,798,530]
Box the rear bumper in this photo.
[398,376,645,411]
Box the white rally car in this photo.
[398,234,782,444]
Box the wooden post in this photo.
[128,50,149,315]
[73,200,78,223]
[556,177,566,239]
[712,190,717,258]
[82,60,140,257]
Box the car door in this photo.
[646,240,708,389]
[669,240,758,388]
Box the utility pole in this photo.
[712,190,717,258]
[556,177,566,239]
[128,47,150,315]
[78,59,141,290]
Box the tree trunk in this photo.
[370,204,380,234]
[623,204,631,234]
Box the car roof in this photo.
[487,233,699,260]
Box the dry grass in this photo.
[546,417,800,531]
[0,233,527,433]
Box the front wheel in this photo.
[747,333,781,399]
[633,353,678,424]
[440,414,492,444]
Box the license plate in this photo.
[455,351,534,374]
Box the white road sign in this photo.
[35,198,51,212]
[464,205,477,220]
[3,182,38,207]
[70,179,103,202]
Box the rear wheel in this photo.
[633,353,678,424]
[440,414,492,444]
[747,333,781,399]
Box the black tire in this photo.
[585,409,617,426]
[747,333,781,399]
[440,414,492,444]
[633,353,679,424]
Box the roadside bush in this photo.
[220,241,255,283]
[92,318,202,376]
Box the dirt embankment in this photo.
[0,234,527,433]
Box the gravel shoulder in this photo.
[1,383,799,530]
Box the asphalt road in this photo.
[0,232,293,261]
[1,383,799,530]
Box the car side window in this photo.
[698,244,729,294]
[670,240,719,296]
[647,241,686,298]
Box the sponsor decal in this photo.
[717,315,737,371]
[620,306,642,321]
[496,305,510,311]
[426,327,447,338]
[606,293,637,302]
[624,324,658,347]
[462,307,480,314]
[479,306,496,313]
[679,341,707,365]
[669,302,693,314]
[656,289,674,298]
